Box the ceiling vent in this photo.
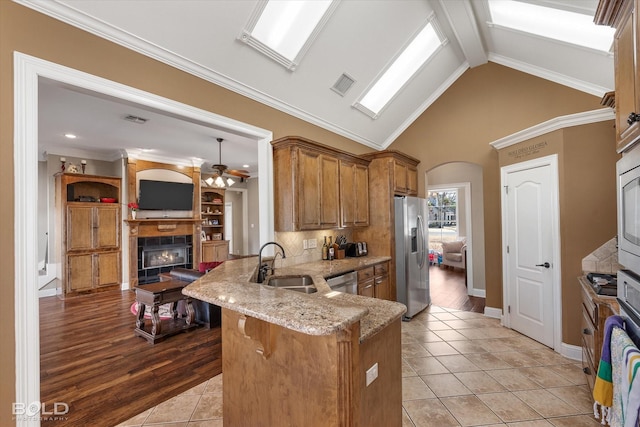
[331,73,355,97]
[124,114,148,124]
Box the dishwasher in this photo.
[326,271,357,294]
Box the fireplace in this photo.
[137,235,193,284]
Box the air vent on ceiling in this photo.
[331,73,355,97]
[124,114,148,124]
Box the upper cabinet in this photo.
[596,0,638,152]
[272,136,370,231]
[361,150,420,197]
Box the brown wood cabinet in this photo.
[202,240,229,262]
[579,277,619,391]
[200,187,225,241]
[393,159,418,196]
[357,261,391,300]
[56,173,122,296]
[272,136,370,231]
[596,0,638,152]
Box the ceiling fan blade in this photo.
[226,169,250,179]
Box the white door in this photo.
[225,202,233,254]
[502,156,559,348]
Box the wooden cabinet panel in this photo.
[67,206,94,251]
[407,166,418,196]
[614,8,640,151]
[354,164,370,226]
[68,254,94,291]
[358,278,375,297]
[320,155,340,228]
[202,240,229,262]
[339,160,356,227]
[96,206,120,249]
[96,252,121,287]
[298,149,322,229]
[393,161,407,194]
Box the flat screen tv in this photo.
[138,180,194,211]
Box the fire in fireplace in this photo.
[137,235,193,284]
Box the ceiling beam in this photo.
[439,0,488,68]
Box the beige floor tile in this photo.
[426,320,454,331]
[426,306,448,313]
[476,392,542,423]
[410,330,445,343]
[486,369,542,391]
[117,408,152,426]
[144,394,199,424]
[188,421,224,427]
[402,332,420,344]
[436,354,481,373]
[457,328,490,339]
[443,319,476,329]
[513,389,579,418]
[466,318,503,328]
[517,367,573,388]
[403,398,461,427]
[481,327,519,339]
[402,342,431,358]
[440,395,502,426]
[464,352,513,370]
[403,376,436,400]
[454,371,507,394]
[190,394,223,421]
[448,340,489,354]
[431,312,461,321]
[526,349,573,366]
[546,385,594,414]
[434,329,468,341]
[453,311,489,320]
[422,341,459,356]
[420,373,473,397]
[180,381,208,396]
[506,421,553,426]
[478,338,523,353]
[549,363,588,385]
[494,351,543,368]
[404,356,450,375]
[402,358,419,377]
[203,374,222,394]
[545,414,604,426]
[403,407,416,427]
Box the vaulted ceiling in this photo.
[20,0,614,172]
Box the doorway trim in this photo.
[225,187,249,256]
[427,182,474,295]
[14,51,273,422]
[500,154,562,351]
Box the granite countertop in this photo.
[182,256,407,342]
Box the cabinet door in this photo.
[393,161,408,194]
[67,253,94,291]
[615,9,640,151]
[320,155,340,228]
[96,252,121,287]
[354,164,369,226]
[214,241,229,261]
[95,206,120,249]
[374,274,390,300]
[67,206,94,251]
[297,149,322,229]
[202,243,215,262]
[339,160,356,227]
[358,278,375,297]
[407,166,418,196]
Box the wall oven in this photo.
[618,147,640,275]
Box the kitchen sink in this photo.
[264,275,317,294]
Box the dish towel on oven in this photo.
[610,327,640,427]
[593,315,625,425]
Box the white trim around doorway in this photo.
[14,51,273,426]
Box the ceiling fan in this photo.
[208,137,250,179]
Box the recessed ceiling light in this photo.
[140,148,154,152]
[243,164,250,168]
[64,133,77,139]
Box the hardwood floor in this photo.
[39,290,222,427]
[429,265,485,313]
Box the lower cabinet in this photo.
[67,251,121,292]
[202,240,229,263]
[579,277,618,391]
[357,261,391,300]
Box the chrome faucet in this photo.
[256,241,286,283]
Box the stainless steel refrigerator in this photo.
[394,196,430,319]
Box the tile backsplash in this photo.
[275,229,353,267]
[581,237,622,274]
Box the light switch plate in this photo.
[303,239,308,250]
[308,238,317,249]
[366,363,378,386]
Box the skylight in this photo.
[488,0,615,52]
[354,17,445,119]
[240,0,337,71]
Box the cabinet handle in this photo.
[583,328,592,335]
[363,284,373,290]
[583,367,591,375]
[628,112,640,125]
[375,279,383,284]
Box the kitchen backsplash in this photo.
[275,229,354,267]
[581,237,622,275]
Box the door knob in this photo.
[535,262,550,268]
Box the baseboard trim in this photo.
[559,342,582,361]
[472,288,486,298]
[38,288,57,298]
[484,306,502,320]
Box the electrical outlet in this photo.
[303,239,308,250]
[308,238,317,249]
[366,363,378,386]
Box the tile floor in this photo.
[118,305,599,427]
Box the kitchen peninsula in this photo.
[183,256,406,427]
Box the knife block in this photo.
[336,249,346,259]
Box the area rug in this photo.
[130,302,174,320]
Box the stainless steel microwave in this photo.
[618,147,640,274]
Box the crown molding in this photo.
[489,108,615,150]
[488,53,612,97]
